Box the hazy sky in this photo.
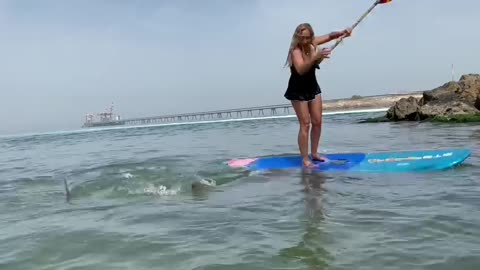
[1,0,479,135]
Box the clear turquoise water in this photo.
[1,112,479,270]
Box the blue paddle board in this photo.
[227,148,471,173]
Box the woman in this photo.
[284,23,352,168]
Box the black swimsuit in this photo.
[284,64,321,101]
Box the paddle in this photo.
[330,0,392,52]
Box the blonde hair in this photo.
[285,23,315,67]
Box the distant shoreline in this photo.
[81,92,422,128]
[322,93,422,112]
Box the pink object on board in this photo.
[228,158,257,168]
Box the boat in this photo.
[82,103,125,128]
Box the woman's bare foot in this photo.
[302,158,317,168]
[311,153,328,162]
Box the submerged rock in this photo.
[358,116,390,123]
[431,112,480,123]
[371,73,480,123]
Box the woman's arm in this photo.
[291,49,318,75]
[313,28,352,46]
[291,47,330,75]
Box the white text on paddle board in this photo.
[367,152,453,163]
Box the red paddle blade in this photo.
[378,0,392,3]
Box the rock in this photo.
[371,73,480,123]
[458,74,480,108]
[419,101,479,119]
[422,81,461,105]
[386,96,421,121]
[423,74,480,108]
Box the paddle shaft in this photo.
[330,0,381,51]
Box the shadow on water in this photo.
[278,169,334,270]
[61,156,252,204]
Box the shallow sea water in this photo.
[1,112,479,270]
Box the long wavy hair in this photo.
[284,23,315,67]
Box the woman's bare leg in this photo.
[308,94,326,161]
[291,100,316,167]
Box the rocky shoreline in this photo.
[360,73,480,123]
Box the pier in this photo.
[81,93,421,128]
[121,104,293,126]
